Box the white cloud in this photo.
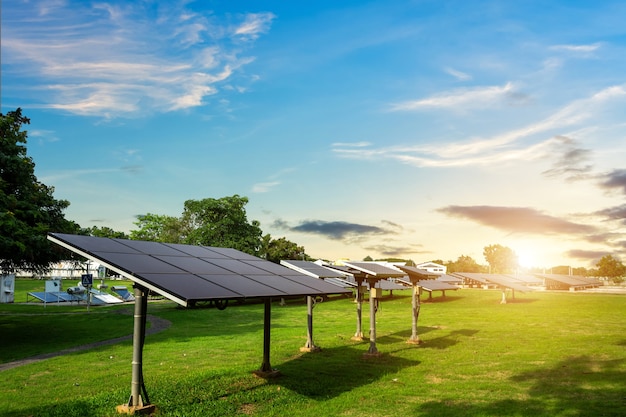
[389,82,514,111]
[233,12,276,40]
[444,67,472,81]
[550,43,602,53]
[335,84,626,168]
[252,181,280,193]
[2,1,274,118]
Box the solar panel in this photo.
[280,260,350,279]
[48,233,350,307]
[342,261,405,278]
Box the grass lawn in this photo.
[0,286,625,417]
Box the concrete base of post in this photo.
[300,345,321,353]
[362,351,383,359]
[252,369,282,378]
[406,337,423,345]
[116,404,156,415]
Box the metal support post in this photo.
[301,296,320,352]
[117,286,155,415]
[253,298,281,378]
[352,279,364,341]
[407,284,422,344]
[365,277,380,356]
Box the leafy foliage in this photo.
[483,244,518,274]
[81,225,129,239]
[259,234,308,263]
[181,196,263,254]
[446,254,486,273]
[596,254,626,282]
[0,109,79,273]
[130,213,184,243]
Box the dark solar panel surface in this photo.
[417,280,459,291]
[48,233,349,306]
[280,260,349,279]
[342,262,405,277]
[395,265,440,280]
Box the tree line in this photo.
[1,109,625,281]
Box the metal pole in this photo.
[130,286,146,407]
[408,284,421,344]
[367,278,379,355]
[301,295,319,351]
[352,280,364,340]
[252,298,281,377]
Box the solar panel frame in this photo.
[342,261,406,278]
[48,233,350,307]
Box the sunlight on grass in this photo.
[0,289,624,416]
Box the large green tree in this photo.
[81,225,129,239]
[0,109,79,273]
[130,213,184,243]
[130,195,266,256]
[181,195,263,255]
[260,234,308,263]
[446,255,485,273]
[596,255,625,282]
[483,244,518,274]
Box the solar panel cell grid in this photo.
[47,233,351,307]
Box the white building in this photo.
[415,261,447,275]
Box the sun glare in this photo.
[517,250,535,269]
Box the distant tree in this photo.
[430,259,445,265]
[260,234,308,263]
[375,258,414,265]
[130,213,184,243]
[446,255,484,273]
[596,255,626,283]
[181,195,263,255]
[363,255,373,261]
[0,108,80,273]
[483,244,518,274]
[82,225,129,239]
[551,265,572,275]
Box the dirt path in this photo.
[0,314,171,372]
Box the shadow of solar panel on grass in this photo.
[267,345,421,399]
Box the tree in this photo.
[446,255,485,273]
[596,255,626,283]
[82,225,129,239]
[260,234,307,263]
[0,109,79,273]
[483,244,518,274]
[181,195,263,255]
[130,213,184,243]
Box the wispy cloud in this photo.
[550,43,602,54]
[273,219,398,241]
[252,181,280,193]
[233,12,276,40]
[362,243,430,257]
[542,136,593,181]
[389,82,516,111]
[2,1,274,118]
[334,84,626,168]
[444,67,472,81]
[599,169,626,195]
[437,205,597,235]
[251,167,295,194]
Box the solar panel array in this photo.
[48,233,349,307]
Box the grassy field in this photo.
[0,283,625,417]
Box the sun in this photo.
[517,249,536,269]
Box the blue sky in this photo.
[2,0,626,269]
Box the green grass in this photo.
[0,288,625,416]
